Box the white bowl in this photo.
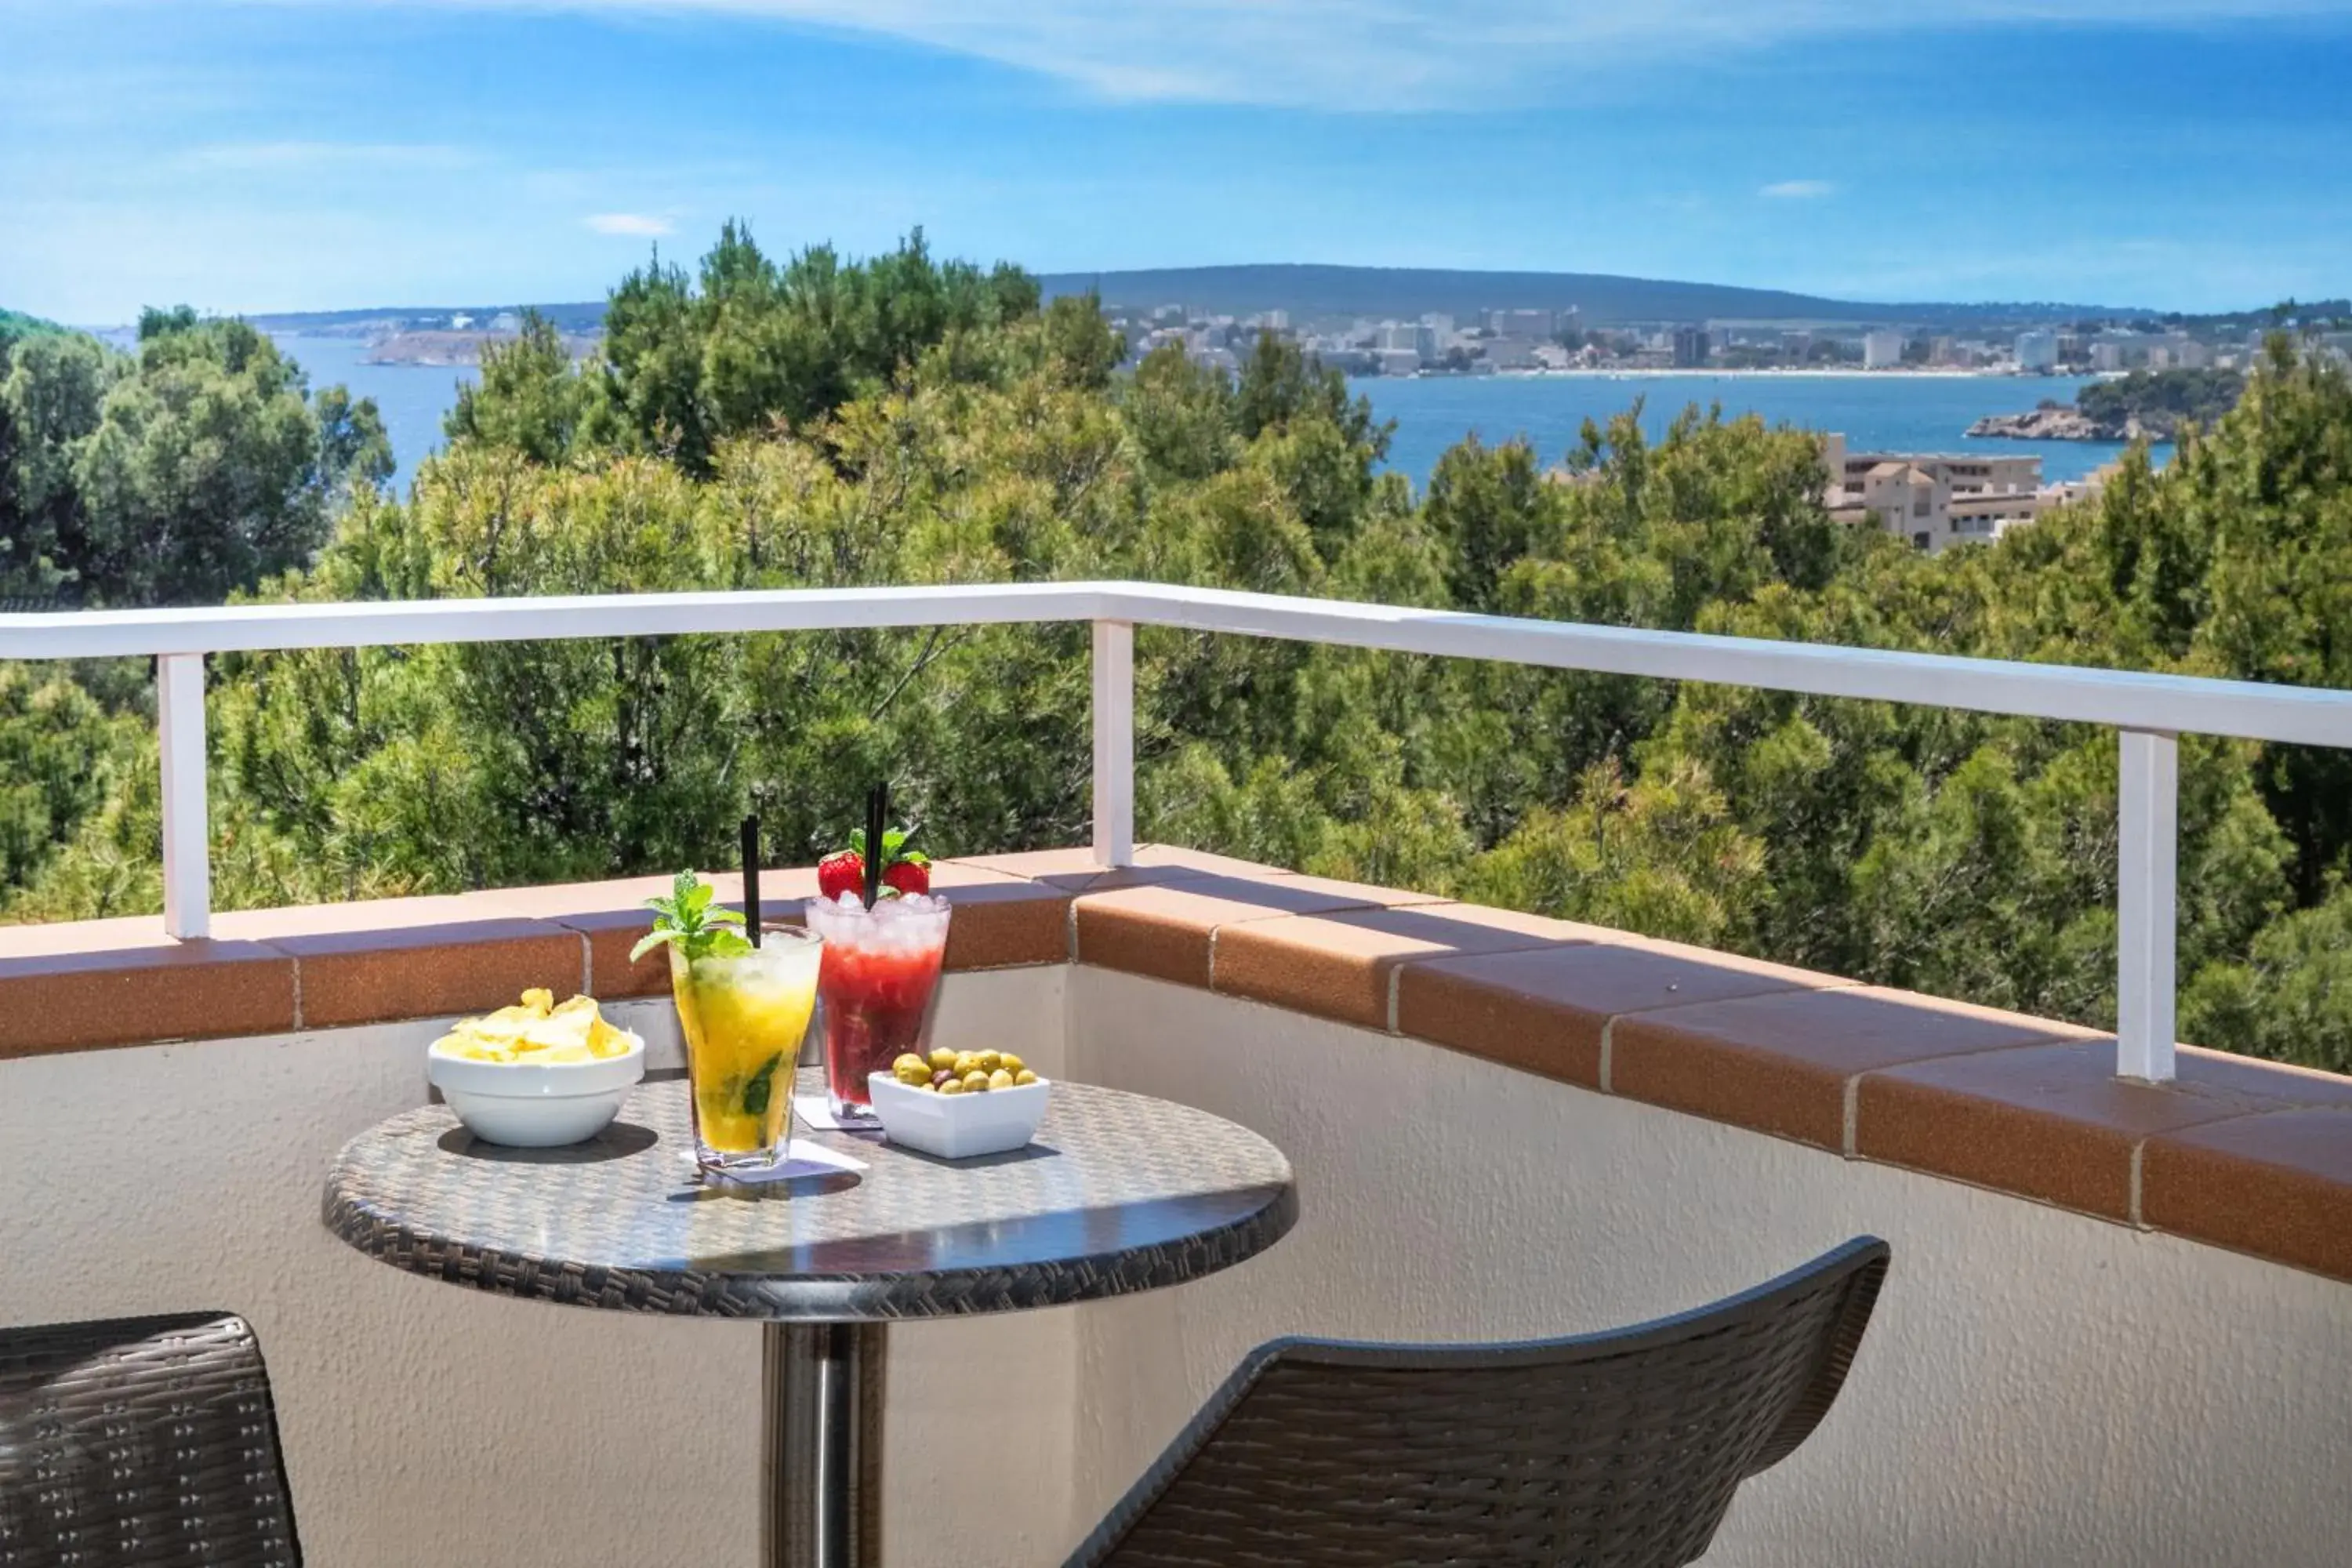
[426,1032,646,1148]
[866,1071,1050,1160]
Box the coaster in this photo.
[676,1138,868,1184]
[793,1093,884,1135]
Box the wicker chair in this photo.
[0,1312,303,1567]
[1065,1236,1891,1568]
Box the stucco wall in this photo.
[0,967,1074,1568]
[1065,968,2352,1567]
[9,960,2350,1566]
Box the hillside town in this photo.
[1104,301,2352,379]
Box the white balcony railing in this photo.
[12,579,2352,1083]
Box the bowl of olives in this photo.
[867,1047,1049,1160]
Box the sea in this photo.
[273,335,2145,495]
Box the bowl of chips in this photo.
[426,989,645,1147]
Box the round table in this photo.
[321,1068,1296,1568]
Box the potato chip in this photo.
[433,989,632,1063]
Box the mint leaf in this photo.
[638,871,753,964]
[695,927,754,960]
[740,1051,784,1117]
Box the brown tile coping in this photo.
[0,918,296,1059]
[1072,877,1391,989]
[5,845,2352,1283]
[1214,904,1607,1031]
[2142,1109,2352,1282]
[1853,1041,2313,1221]
[468,874,707,1000]
[1396,939,1839,1092]
[216,898,586,1031]
[1608,985,2105,1152]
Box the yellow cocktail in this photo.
[667,925,822,1171]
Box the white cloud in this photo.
[1760,179,1836,199]
[586,212,676,236]
[309,0,2352,108]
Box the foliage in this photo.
[0,310,388,605]
[9,231,2352,1075]
[2077,366,2245,430]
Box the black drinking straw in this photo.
[862,782,887,910]
[739,814,762,946]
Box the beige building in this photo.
[1822,435,2060,553]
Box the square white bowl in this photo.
[866,1071,1050,1159]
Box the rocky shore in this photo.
[1969,403,2169,442]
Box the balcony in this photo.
[5,583,2352,1563]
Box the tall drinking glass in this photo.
[804,892,952,1127]
[666,924,823,1174]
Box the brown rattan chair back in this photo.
[0,1312,303,1567]
[1067,1236,1890,1568]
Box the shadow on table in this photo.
[435,1122,659,1163]
[881,1141,1064,1171]
[664,1170,865,1203]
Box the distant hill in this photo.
[1034,264,2134,329]
[220,264,2145,339]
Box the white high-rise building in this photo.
[1862,330,1905,369]
[1485,307,1555,339]
[1376,321,1436,361]
[2015,330,2060,372]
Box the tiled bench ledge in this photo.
[5,844,2350,1284]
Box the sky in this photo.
[2,0,2350,323]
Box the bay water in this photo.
[276,335,2144,495]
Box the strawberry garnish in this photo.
[816,849,865,903]
[826,824,930,901]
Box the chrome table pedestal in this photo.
[764,1322,887,1568]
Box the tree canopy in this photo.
[0,308,388,606]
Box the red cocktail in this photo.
[804,891,952,1125]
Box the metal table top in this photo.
[323,1069,1296,1321]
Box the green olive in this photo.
[998,1052,1026,1076]
[938,1078,967,1095]
[962,1069,992,1092]
[1013,1069,1040,1086]
[927,1046,960,1072]
[988,1068,1014,1091]
[974,1049,1002,1073]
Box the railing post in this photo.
[1091,619,1134,868]
[158,653,211,939]
[2117,728,2177,1082]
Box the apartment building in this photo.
[1821,435,2053,553]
